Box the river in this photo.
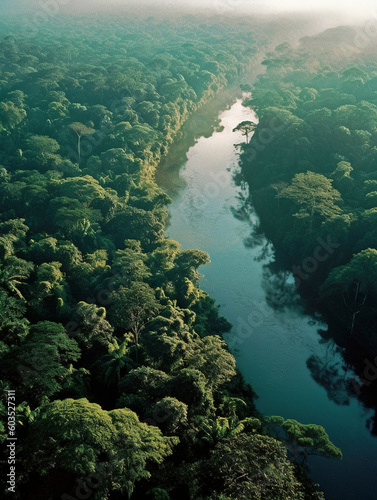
[156,89,377,499]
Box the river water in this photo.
[156,92,377,499]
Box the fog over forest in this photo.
[3,0,377,22]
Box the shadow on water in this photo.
[231,174,377,424]
[306,354,351,406]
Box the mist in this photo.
[3,0,377,23]
[2,0,377,65]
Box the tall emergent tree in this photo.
[233,120,257,143]
[69,122,95,159]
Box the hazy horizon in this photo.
[2,0,377,24]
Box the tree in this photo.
[29,261,68,317]
[281,171,342,234]
[48,100,69,122]
[105,206,165,248]
[0,288,29,347]
[186,336,236,389]
[28,398,178,499]
[198,416,245,446]
[0,256,34,300]
[148,397,188,434]
[320,248,377,334]
[68,122,95,159]
[118,367,171,417]
[7,90,26,108]
[98,338,136,385]
[100,147,137,175]
[25,135,61,167]
[198,398,261,447]
[148,239,181,282]
[330,161,354,193]
[111,243,151,285]
[70,301,114,349]
[171,249,210,288]
[57,175,108,206]
[233,120,257,143]
[271,181,288,209]
[196,434,309,500]
[48,197,102,248]
[145,321,187,358]
[267,416,342,465]
[108,282,159,346]
[119,366,170,400]
[170,368,214,416]
[3,321,81,403]
[0,100,26,132]
[0,218,29,259]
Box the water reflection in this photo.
[228,163,377,431]
[229,189,274,259]
[261,267,301,310]
[307,354,351,406]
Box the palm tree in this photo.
[199,416,245,446]
[0,257,33,300]
[100,339,136,386]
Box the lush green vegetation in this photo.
[240,27,377,349]
[0,13,340,500]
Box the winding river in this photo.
[156,88,377,500]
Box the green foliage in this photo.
[70,301,114,349]
[281,171,342,229]
[108,282,160,343]
[170,368,214,416]
[0,288,29,347]
[148,397,188,434]
[195,434,309,499]
[185,336,236,388]
[29,398,178,498]
[98,338,136,385]
[320,248,377,336]
[25,135,61,168]
[2,321,80,403]
[0,256,33,300]
[267,417,343,463]
[69,122,96,158]
[0,99,26,132]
